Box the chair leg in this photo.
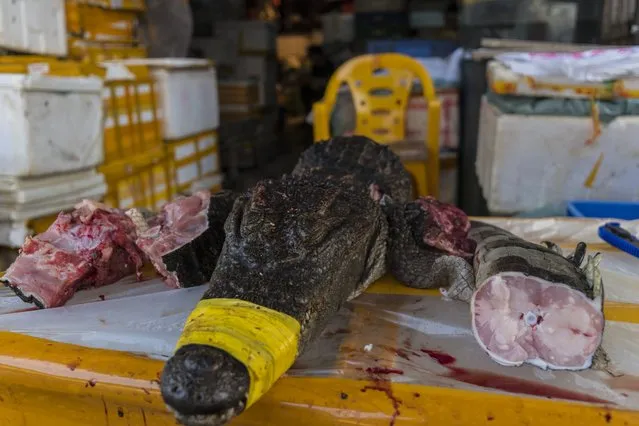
[414,170,429,198]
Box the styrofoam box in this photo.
[216,20,276,53]
[0,74,104,177]
[321,13,354,44]
[476,96,639,215]
[0,170,107,222]
[238,21,276,53]
[235,55,277,107]
[355,0,405,12]
[175,152,220,188]
[190,173,223,193]
[190,37,239,68]
[0,0,68,56]
[117,58,220,140]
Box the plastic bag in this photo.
[496,48,639,82]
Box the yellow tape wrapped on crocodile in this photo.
[175,298,301,407]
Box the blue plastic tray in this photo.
[566,201,639,220]
[367,39,459,58]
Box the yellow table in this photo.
[0,217,638,425]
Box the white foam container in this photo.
[476,96,639,214]
[0,73,104,177]
[235,55,277,107]
[0,0,68,56]
[113,58,220,140]
[216,20,276,53]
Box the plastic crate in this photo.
[354,12,410,40]
[166,130,221,194]
[68,36,147,62]
[102,65,163,165]
[100,150,172,211]
[567,201,639,220]
[0,0,67,56]
[218,80,260,106]
[354,0,405,13]
[66,1,140,43]
[219,115,275,176]
[367,39,459,58]
[114,59,220,140]
[0,56,96,77]
[85,0,146,11]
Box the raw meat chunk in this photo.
[2,201,145,308]
[133,190,238,288]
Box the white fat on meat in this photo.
[471,272,604,370]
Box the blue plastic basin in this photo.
[366,39,459,58]
[566,201,639,220]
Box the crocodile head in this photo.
[161,174,388,425]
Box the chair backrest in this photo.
[316,53,440,144]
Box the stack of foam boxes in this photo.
[218,79,264,171]
[64,0,175,212]
[97,61,173,211]
[0,1,106,246]
[216,21,279,166]
[130,59,223,195]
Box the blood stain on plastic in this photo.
[395,349,412,360]
[444,367,612,404]
[419,348,611,404]
[361,366,404,425]
[366,367,404,375]
[380,345,413,360]
[322,327,350,338]
[421,349,456,366]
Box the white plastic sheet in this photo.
[496,48,639,82]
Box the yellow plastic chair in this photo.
[313,53,441,199]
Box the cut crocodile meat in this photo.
[292,135,414,202]
[161,173,388,426]
[383,197,475,298]
[133,190,238,288]
[1,200,145,308]
[409,197,475,258]
[469,222,605,370]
